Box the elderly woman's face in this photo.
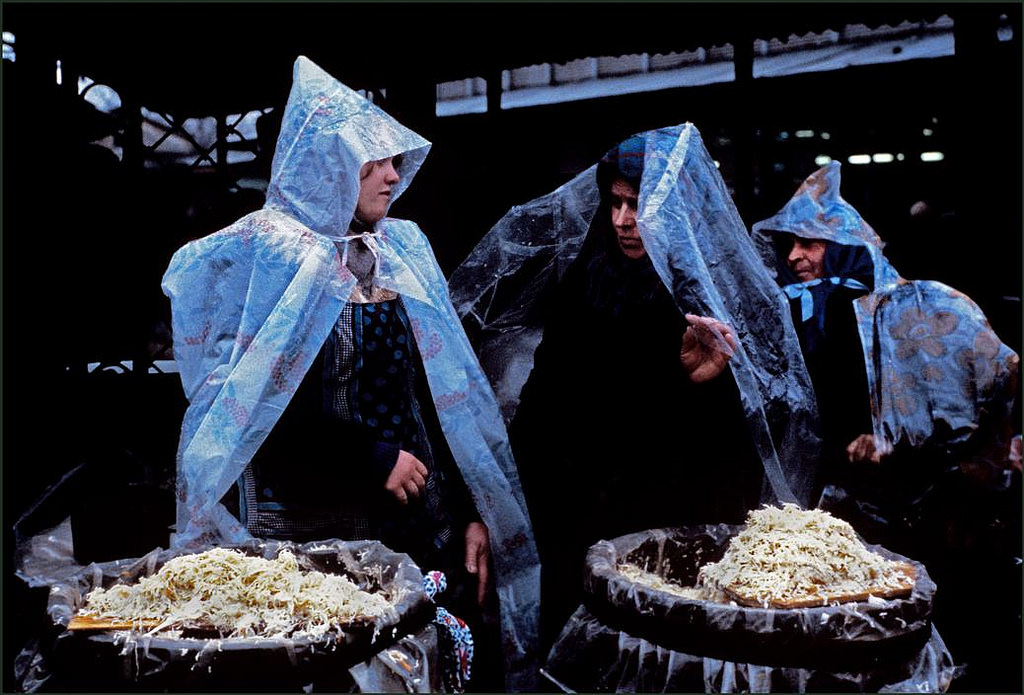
[609,177,645,259]
[786,237,828,282]
[355,156,400,224]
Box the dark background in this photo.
[3,2,1021,691]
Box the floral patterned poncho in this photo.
[161,56,540,690]
[751,162,1019,489]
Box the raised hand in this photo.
[680,314,738,383]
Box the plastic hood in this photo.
[265,55,431,241]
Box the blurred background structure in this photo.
[3,3,1020,691]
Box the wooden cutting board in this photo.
[723,561,917,609]
[68,614,162,631]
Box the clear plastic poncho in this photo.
[449,123,821,508]
[751,162,1020,487]
[161,56,540,690]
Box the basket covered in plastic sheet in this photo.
[32,538,437,692]
[542,525,957,692]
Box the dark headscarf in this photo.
[565,135,677,320]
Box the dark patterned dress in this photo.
[237,240,475,572]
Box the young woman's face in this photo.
[786,237,828,282]
[355,156,400,224]
[609,177,645,259]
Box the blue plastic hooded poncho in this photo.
[161,56,540,690]
[751,162,1019,486]
[449,123,821,510]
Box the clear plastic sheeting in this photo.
[544,611,954,693]
[449,122,822,508]
[14,518,78,589]
[451,166,600,423]
[542,526,955,692]
[16,536,438,692]
[349,628,440,693]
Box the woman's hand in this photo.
[464,521,491,606]
[680,314,738,383]
[385,450,428,504]
[846,433,890,464]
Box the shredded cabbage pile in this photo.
[79,547,394,638]
[697,504,913,608]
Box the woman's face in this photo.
[609,177,645,259]
[355,156,400,224]
[786,237,828,282]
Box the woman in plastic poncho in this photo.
[751,162,1020,552]
[162,56,540,692]
[449,125,821,653]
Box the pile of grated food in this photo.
[616,563,709,600]
[78,547,394,638]
[697,504,914,608]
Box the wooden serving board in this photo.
[68,614,162,631]
[723,562,917,609]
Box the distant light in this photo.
[896,153,905,161]
[778,131,790,140]
[795,130,815,138]
[872,153,895,163]
[56,59,62,84]
[814,155,832,166]
[820,132,831,140]
[931,116,938,124]
[713,160,721,169]
[920,151,945,162]
[2,31,14,42]
[923,128,934,137]
[848,154,871,165]
[997,23,1013,42]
